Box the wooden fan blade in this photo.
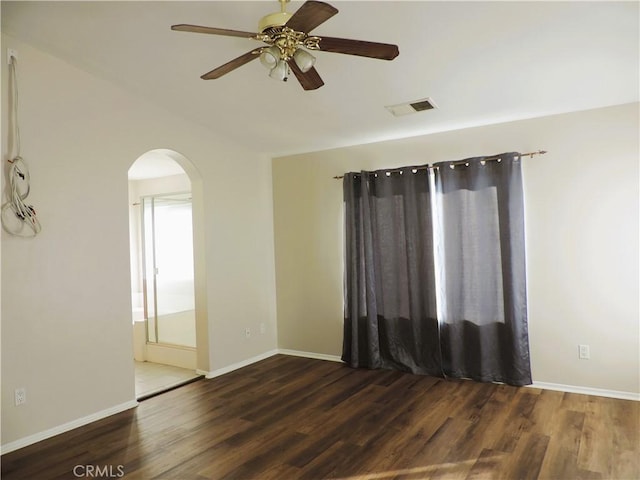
[286,1,338,33]
[317,36,399,60]
[288,60,324,90]
[201,50,261,80]
[172,24,258,38]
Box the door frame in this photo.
[128,149,209,374]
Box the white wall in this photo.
[1,35,278,449]
[272,102,640,395]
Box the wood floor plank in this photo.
[296,440,357,480]
[340,384,454,478]
[2,355,638,480]
[537,408,586,479]
[578,396,640,479]
[490,389,539,453]
[498,432,550,479]
[527,388,565,436]
[465,448,508,480]
[401,416,475,475]
[577,397,616,475]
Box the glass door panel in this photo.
[154,194,196,347]
[141,193,196,348]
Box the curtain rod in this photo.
[332,150,547,179]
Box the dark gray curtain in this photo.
[342,153,532,386]
[342,167,442,376]
[434,153,531,386]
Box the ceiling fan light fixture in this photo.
[172,0,399,90]
[293,48,316,73]
[269,59,289,81]
[260,46,281,69]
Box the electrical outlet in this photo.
[579,344,590,360]
[245,327,251,338]
[15,387,26,406]
[260,323,266,334]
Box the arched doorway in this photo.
[128,149,209,398]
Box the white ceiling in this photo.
[2,1,638,158]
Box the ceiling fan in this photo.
[171,0,399,90]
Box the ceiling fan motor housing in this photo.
[258,11,292,32]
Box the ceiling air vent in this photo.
[385,97,438,117]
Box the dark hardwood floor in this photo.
[2,355,638,479]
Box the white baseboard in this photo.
[1,400,139,455]
[529,381,639,401]
[278,349,343,363]
[274,350,640,402]
[197,349,341,379]
[204,349,638,402]
[202,349,280,379]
